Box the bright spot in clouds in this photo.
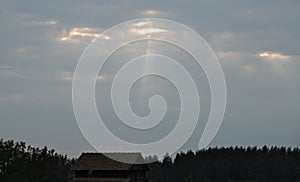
[44,21,57,25]
[133,21,149,27]
[35,20,57,25]
[141,10,159,16]
[60,27,110,42]
[61,72,73,81]
[28,20,57,26]
[258,51,290,60]
[258,52,293,76]
[130,28,167,35]
[97,75,106,81]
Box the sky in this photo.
[0,0,299,157]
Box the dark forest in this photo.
[1,139,299,181]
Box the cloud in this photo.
[140,10,165,16]
[256,52,300,80]
[97,75,107,81]
[30,20,57,26]
[59,72,73,81]
[60,27,110,42]
[258,51,290,60]
[57,72,111,82]
[130,28,167,36]
[12,12,58,27]
[133,21,149,27]
[131,20,168,35]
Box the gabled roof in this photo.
[72,152,148,171]
[73,178,130,182]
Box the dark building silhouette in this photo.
[72,153,149,182]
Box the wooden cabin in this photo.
[72,153,149,182]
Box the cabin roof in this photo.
[73,178,130,182]
[72,152,148,171]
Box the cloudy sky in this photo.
[0,0,299,157]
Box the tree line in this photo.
[1,138,300,181]
[0,139,74,182]
[148,146,300,181]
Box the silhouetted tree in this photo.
[148,146,300,182]
[0,139,74,182]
